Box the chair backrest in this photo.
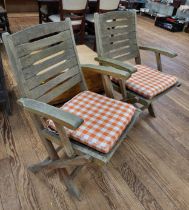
[59,0,88,24]
[98,0,120,12]
[62,0,88,10]
[3,19,87,104]
[94,11,140,62]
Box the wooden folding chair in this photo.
[3,19,140,199]
[94,11,181,117]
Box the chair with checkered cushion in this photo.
[94,11,180,117]
[3,19,140,199]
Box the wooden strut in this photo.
[28,154,91,174]
[29,114,84,200]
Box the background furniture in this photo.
[37,0,59,23]
[176,0,189,19]
[52,45,104,104]
[1,0,37,12]
[0,40,11,114]
[0,6,10,34]
[48,0,88,44]
[86,0,120,50]
[141,1,174,17]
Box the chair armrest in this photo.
[18,98,84,130]
[95,57,137,74]
[139,45,177,58]
[81,64,131,80]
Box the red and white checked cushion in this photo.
[125,65,178,99]
[47,91,136,153]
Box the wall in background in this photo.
[1,0,38,12]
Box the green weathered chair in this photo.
[3,19,140,199]
[94,11,180,117]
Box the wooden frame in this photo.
[94,10,181,117]
[3,19,140,199]
[0,6,10,33]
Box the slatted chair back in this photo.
[98,0,121,12]
[3,19,87,104]
[94,10,141,63]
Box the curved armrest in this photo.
[139,45,177,58]
[18,98,84,130]
[95,57,137,74]
[81,64,131,80]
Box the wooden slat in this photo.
[37,73,82,103]
[104,18,135,28]
[31,66,80,99]
[12,21,70,46]
[20,39,73,69]
[102,32,137,44]
[114,52,139,62]
[27,57,78,90]
[102,40,138,54]
[101,10,136,22]
[16,30,71,57]
[102,25,136,37]
[23,48,75,80]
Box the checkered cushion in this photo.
[47,91,136,153]
[125,65,178,99]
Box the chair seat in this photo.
[47,91,136,153]
[49,14,82,25]
[86,14,94,23]
[125,65,178,99]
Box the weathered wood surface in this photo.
[4,19,141,199]
[52,45,104,104]
[18,98,84,129]
[0,14,189,209]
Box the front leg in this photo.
[148,103,156,118]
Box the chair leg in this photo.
[5,92,11,115]
[79,28,85,45]
[148,103,156,117]
[59,169,81,200]
[34,136,81,199]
